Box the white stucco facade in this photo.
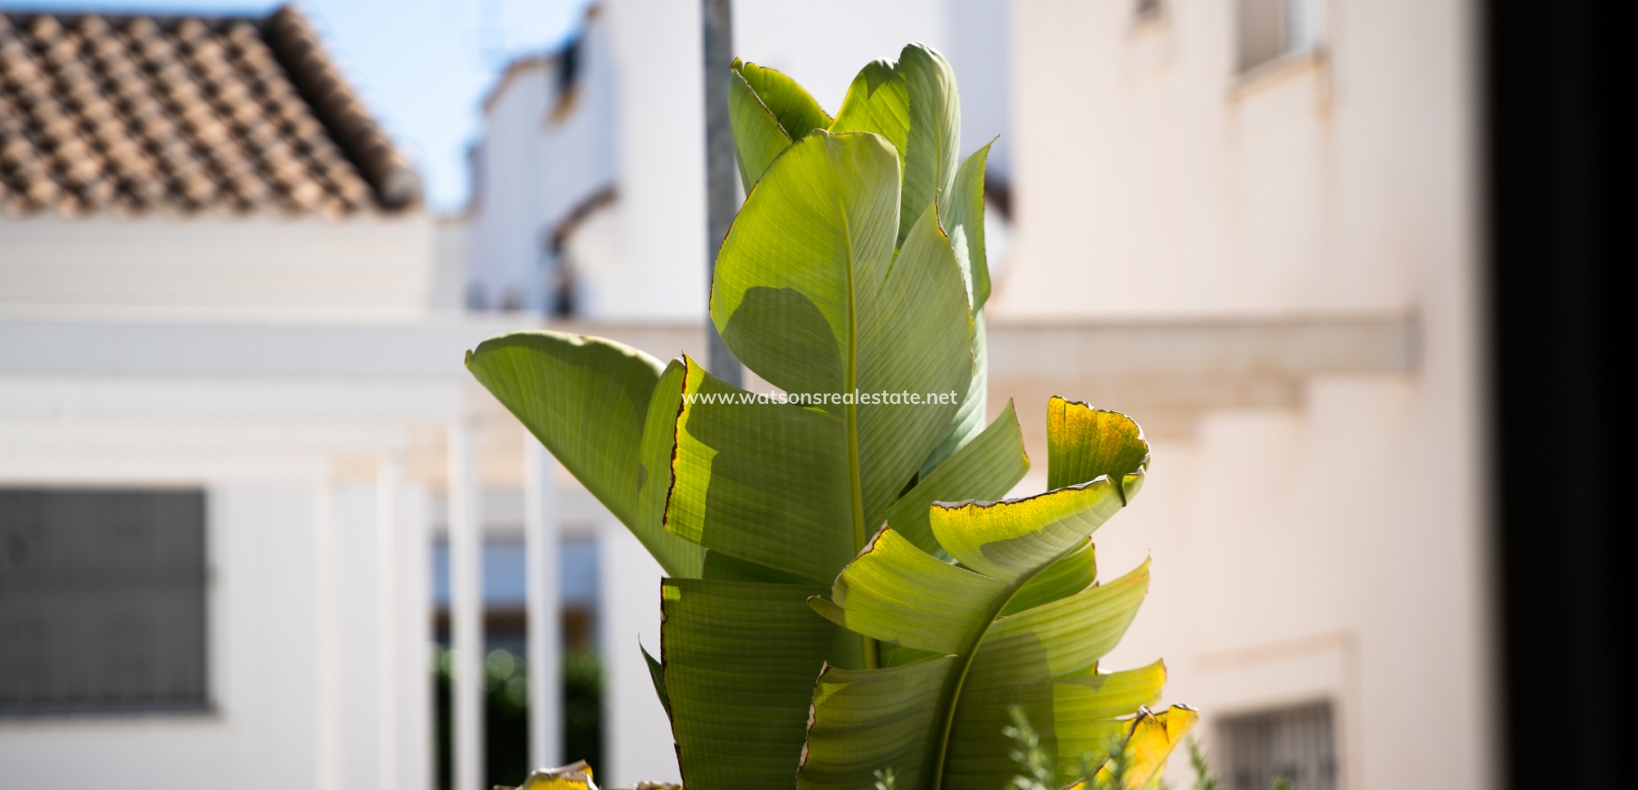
[995,2,1489,788]
[0,214,438,317]
[0,202,537,790]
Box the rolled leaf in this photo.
[940,144,993,311]
[896,44,960,247]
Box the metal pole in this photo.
[702,0,743,386]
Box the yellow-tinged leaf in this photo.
[1066,705,1199,790]
[931,479,1126,582]
[1119,705,1198,789]
[508,760,598,790]
[1046,397,1150,499]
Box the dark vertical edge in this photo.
[1487,0,1628,788]
[701,0,743,386]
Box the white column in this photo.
[313,477,342,790]
[524,437,563,771]
[376,452,405,790]
[402,483,436,790]
[602,521,680,786]
[448,422,484,790]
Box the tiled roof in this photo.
[0,5,420,218]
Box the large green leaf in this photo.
[706,129,973,573]
[800,657,956,790]
[800,401,1168,790]
[661,579,861,790]
[856,198,978,523]
[465,332,701,578]
[711,130,899,403]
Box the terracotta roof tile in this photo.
[0,4,420,218]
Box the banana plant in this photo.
[468,43,1191,790]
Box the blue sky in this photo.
[8,0,594,212]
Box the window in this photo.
[1238,0,1324,72]
[0,488,208,715]
[1218,701,1339,790]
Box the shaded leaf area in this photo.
[801,401,1182,790]
[661,579,860,790]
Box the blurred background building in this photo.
[2,1,1625,789]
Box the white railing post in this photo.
[376,451,405,790]
[524,436,563,770]
[313,475,341,790]
[448,422,484,790]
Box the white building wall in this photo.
[0,479,436,790]
[538,22,620,230]
[465,13,620,315]
[468,61,551,310]
[0,214,437,317]
[593,0,707,323]
[1001,1,1487,789]
[0,310,519,790]
[0,485,317,788]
